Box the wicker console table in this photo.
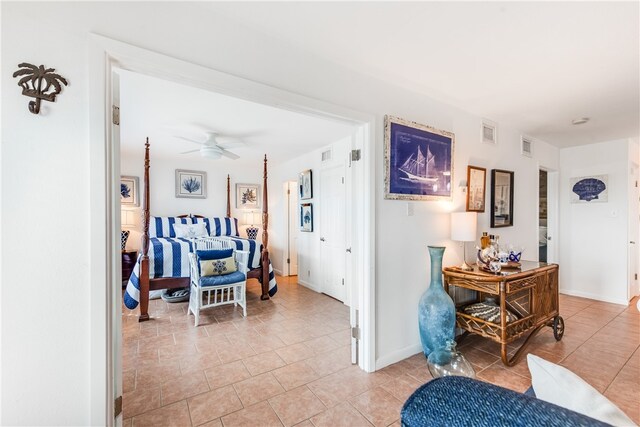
[443,261,564,367]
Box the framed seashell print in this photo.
[175,169,207,199]
[120,176,139,206]
[570,175,608,203]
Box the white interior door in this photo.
[288,180,298,276]
[320,164,346,302]
[629,162,639,299]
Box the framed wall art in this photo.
[120,176,139,207]
[300,203,313,232]
[571,174,608,203]
[236,183,261,209]
[384,115,454,201]
[466,166,486,212]
[490,169,514,228]
[175,169,207,199]
[299,169,313,200]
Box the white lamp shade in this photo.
[242,211,259,226]
[122,210,136,229]
[451,212,477,242]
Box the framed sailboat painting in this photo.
[384,115,455,201]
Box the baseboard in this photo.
[298,278,321,293]
[560,289,629,306]
[375,343,422,370]
[273,268,284,277]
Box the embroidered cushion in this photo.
[173,222,208,238]
[200,256,237,277]
[200,271,246,287]
[195,248,234,275]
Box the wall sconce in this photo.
[459,180,468,193]
[13,63,68,114]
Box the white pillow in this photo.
[173,222,208,239]
[528,354,636,426]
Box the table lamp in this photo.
[243,210,259,240]
[451,212,477,271]
[121,209,136,250]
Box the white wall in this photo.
[0,2,604,423]
[120,152,262,251]
[269,137,351,290]
[558,139,631,304]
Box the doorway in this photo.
[283,180,298,277]
[89,34,376,425]
[320,163,347,302]
[539,170,548,262]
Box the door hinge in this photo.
[287,258,290,264]
[350,149,361,162]
[635,273,638,280]
[342,278,344,286]
[287,189,290,195]
[342,177,344,184]
[112,105,120,126]
[351,326,360,340]
[114,395,122,418]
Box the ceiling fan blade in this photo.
[218,141,245,149]
[220,149,240,160]
[174,135,205,145]
[180,149,201,154]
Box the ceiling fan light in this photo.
[200,146,222,159]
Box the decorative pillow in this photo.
[200,256,237,277]
[196,248,233,262]
[528,354,636,426]
[463,301,518,324]
[149,216,193,238]
[193,217,240,237]
[173,222,208,239]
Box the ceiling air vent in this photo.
[481,120,497,145]
[521,136,533,157]
[321,149,332,162]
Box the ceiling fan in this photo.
[176,131,242,160]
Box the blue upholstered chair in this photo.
[187,238,248,326]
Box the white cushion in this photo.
[173,222,208,239]
[528,354,636,426]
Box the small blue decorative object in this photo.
[572,178,606,202]
[508,251,522,262]
[419,246,456,358]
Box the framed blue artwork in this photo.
[571,175,608,203]
[384,115,454,200]
[300,203,313,232]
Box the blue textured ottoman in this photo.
[401,376,609,427]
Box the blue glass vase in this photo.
[419,246,456,357]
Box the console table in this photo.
[443,261,563,366]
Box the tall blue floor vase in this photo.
[419,246,456,358]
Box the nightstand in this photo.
[122,250,138,286]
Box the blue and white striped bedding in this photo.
[123,236,277,309]
[150,216,239,238]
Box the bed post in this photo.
[261,154,270,300]
[139,138,151,321]
[226,174,231,218]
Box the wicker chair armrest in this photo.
[188,253,200,284]
[235,250,250,274]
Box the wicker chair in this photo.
[187,237,248,326]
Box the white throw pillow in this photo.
[173,222,208,239]
[528,354,636,426]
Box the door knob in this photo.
[320,237,326,242]
[631,241,636,244]
[346,248,352,253]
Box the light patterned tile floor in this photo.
[122,277,640,426]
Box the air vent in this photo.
[321,149,332,162]
[521,136,533,157]
[481,120,497,145]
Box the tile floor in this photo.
[122,277,640,426]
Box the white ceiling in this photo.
[119,70,357,165]
[207,1,639,147]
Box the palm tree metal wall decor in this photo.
[12,63,68,114]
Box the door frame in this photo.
[88,34,376,425]
[538,166,558,263]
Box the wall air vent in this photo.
[321,149,332,162]
[521,136,533,157]
[481,120,497,145]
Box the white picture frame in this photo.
[120,176,139,206]
[236,183,261,209]
[175,169,207,199]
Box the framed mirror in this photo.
[491,169,514,227]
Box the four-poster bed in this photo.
[123,138,276,322]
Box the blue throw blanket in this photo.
[123,237,277,309]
